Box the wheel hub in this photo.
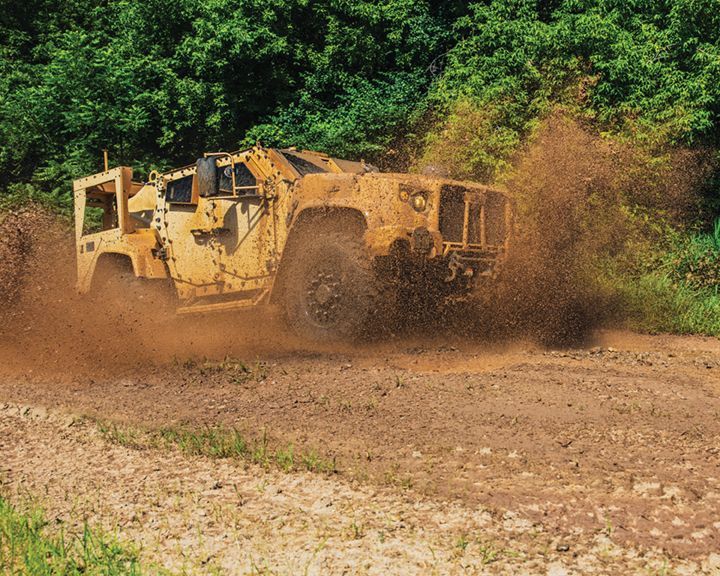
[314,283,333,305]
[306,271,341,322]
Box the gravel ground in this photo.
[3,330,720,574]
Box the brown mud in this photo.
[0,204,318,374]
[6,392,717,576]
[459,115,713,346]
[2,331,720,572]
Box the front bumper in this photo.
[365,225,508,284]
[364,225,443,257]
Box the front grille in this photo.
[484,190,508,246]
[439,186,470,243]
[439,185,508,247]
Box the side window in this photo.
[83,192,117,233]
[166,175,194,203]
[217,163,257,195]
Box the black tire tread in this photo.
[281,231,385,342]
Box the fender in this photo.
[76,229,168,293]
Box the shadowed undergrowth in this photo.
[617,220,720,336]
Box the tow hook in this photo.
[445,253,474,283]
[445,253,461,282]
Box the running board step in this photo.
[176,290,268,315]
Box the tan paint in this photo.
[74,146,511,312]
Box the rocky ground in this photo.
[2,329,720,574]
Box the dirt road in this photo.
[2,328,720,573]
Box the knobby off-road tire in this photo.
[89,255,176,319]
[282,231,385,342]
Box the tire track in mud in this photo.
[2,332,720,572]
[1,402,713,575]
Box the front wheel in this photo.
[281,232,383,342]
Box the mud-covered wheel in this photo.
[282,231,381,342]
[90,254,174,315]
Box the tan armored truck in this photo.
[74,147,512,340]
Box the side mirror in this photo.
[196,157,218,197]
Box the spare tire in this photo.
[196,157,219,197]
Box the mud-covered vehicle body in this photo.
[74,147,511,339]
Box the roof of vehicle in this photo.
[161,146,378,182]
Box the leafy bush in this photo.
[617,272,720,336]
[602,219,720,336]
[661,220,720,290]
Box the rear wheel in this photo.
[90,254,175,317]
[281,231,383,342]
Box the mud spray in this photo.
[0,115,708,374]
[0,205,310,375]
[458,114,634,345]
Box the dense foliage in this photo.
[1,0,719,196]
[0,0,464,192]
[423,0,720,179]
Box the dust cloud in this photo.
[0,206,310,376]
[463,115,631,344]
[445,114,708,345]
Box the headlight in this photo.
[410,193,427,212]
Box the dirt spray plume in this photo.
[0,205,313,376]
[448,113,708,345]
[479,115,629,344]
